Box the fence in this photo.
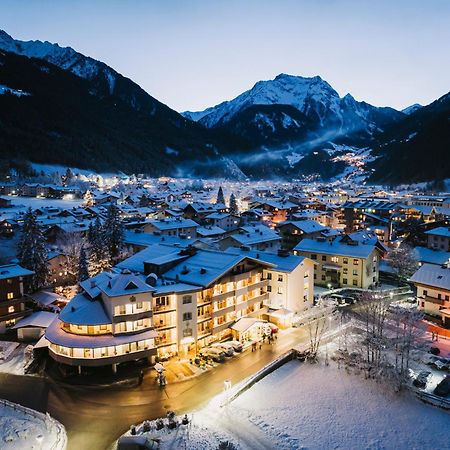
[0,398,67,450]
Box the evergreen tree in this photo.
[78,246,89,282]
[229,193,238,215]
[17,208,49,291]
[87,217,110,276]
[216,186,225,205]
[103,204,124,261]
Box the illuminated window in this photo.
[7,292,14,300]
[8,306,14,313]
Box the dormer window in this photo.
[125,281,138,290]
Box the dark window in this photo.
[322,255,327,261]
[182,295,192,304]
[183,312,192,321]
[311,254,317,260]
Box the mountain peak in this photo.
[401,103,422,115]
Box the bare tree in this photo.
[56,232,86,284]
[307,316,328,362]
[387,244,418,283]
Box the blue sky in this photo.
[2,0,449,112]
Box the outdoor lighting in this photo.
[224,379,232,391]
[327,283,332,290]
[390,292,394,299]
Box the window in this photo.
[182,295,192,304]
[331,256,338,263]
[278,274,283,282]
[267,285,272,292]
[136,302,143,310]
[183,312,192,321]
[8,306,14,313]
[277,287,283,295]
[353,269,358,276]
[322,255,327,261]
[183,328,193,337]
[311,254,317,260]
[321,275,325,281]
[343,278,348,285]
[353,259,359,265]
[343,258,348,264]
[423,290,428,296]
[100,325,107,331]
[353,279,358,286]
[267,272,272,280]
[7,292,13,300]
[343,268,348,274]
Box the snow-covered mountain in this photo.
[401,103,422,115]
[183,74,404,145]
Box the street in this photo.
[0,326,311,450]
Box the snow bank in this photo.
[0,399,67,450]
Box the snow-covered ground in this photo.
[0,343,33,376]
[120,354,449,449]
[0,399,67,450]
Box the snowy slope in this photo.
[402,103,422,115]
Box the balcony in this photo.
[421,296,445,306]
[153,304,176,313]
[212,304,235,318]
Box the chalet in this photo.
[410,263,450,328]
[0,264,34,333]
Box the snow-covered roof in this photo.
[163,249,274,287]
[12,311,57,329]
[28,290,64,306]
[117,244,188,274]
[0,264,34,280]
[231,317,265,333]
[123,230,193,248]
[425,227,450,238]
[196,226,226,237]
[409,263,450,291]
[228,248,308,273]
[277,219,327,233]
[295,238,378,259]
[147,218,199,231]
[227,226,280,245]
[59,293,110,325]
[414,247,450,266]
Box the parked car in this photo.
[343,296,356,305]
[429,346,440,355]
[225,340,243,352]
[210,343,234,357]
[434,376,450,397]
[199,347,226,363]
[265,323,279,334]
[413,371,431,388]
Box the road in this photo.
[0,326,310,450]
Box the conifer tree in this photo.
[103,204,124,261]
[216,186,225,205]
[87,217,110,276]
[17,208,49,291]
[78,246,89,282]
[229,192,238,215]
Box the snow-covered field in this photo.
[0,399,67,450]
[121,357,449,450]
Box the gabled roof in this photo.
[277,219,327,233]
[410,263,450,291]
[163,249,275,287]
[0,264,34,279]
[414,247,450,266]
[425,227,450,238]
[147,218,199,230]
[294,238,378,259]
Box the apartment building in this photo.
[0,264,34,334]
[425,227,450,252]
[45,270,158,371]
[410,263,450,328]
[117,243,313,358]
[294,237,382,289]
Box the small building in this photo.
[410,263,450,328]
[425,227,450,252]
[218,225,281,253]
[0,264,34,333]
[13,311,57,341]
